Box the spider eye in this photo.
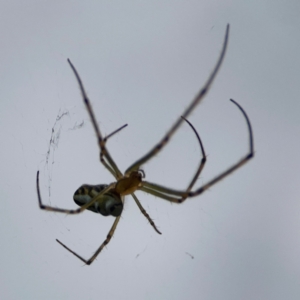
[138,169,145,178]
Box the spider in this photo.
[36,24,254,265]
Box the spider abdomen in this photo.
[73,184,123,217]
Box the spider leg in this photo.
[138,99,254,203]
[137,115,206,202]
[187,98,254,198]
[36,171,115,214]
[131,193,162,234]
[99,123,128,177]
[139,186,182,202]
[134,116,207,229]
[179,116,206,200]
[104,123,128,140]
[67,58,123,180]
[125,24,229,175]
[56,215,121,265]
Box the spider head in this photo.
[73,184,123,217]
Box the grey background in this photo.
[1,1,299,300]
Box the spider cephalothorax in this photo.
[36,24,254,265]
[115,170,144,195]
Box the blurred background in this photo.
[0,1,299,299]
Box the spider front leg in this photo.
[130,116,206,234]
[179,116,207,200]
[138,116,207,203]
[139,99,254,202]
[125,24,229,175]
[187,98,254,198]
